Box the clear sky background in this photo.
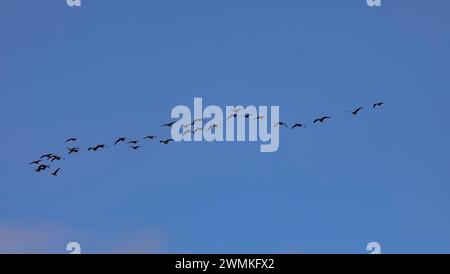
[1,0,450,253]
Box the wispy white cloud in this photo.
[0,223,70,253]
[0,222,167,254]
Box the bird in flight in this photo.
[40,153,53,160]
[291,123,306,129]
[29,160,42,165]
[65,137,77,143]
[128,140,139,145]
[227,113,237,120]
[274,122,289,128]
[88,144,107,152]
[160,139,174,144]
[191,119,202,126]
[130,145,141,150]
[314,116,331,124]
[51,168,61,176]
[143,135,157,140]
[49,155,64,162]
[373,102,385,108]
[35,164,50,172]
[114,137,127,145]
[193,127,203,133]
[182,130,192,136]
[67,147,80,154]
[231,108,242,113]
[254,115,265,120]
[244,114,251,119]
[161,121,177,128]
[349,107,364,116]
[206,124,220,131]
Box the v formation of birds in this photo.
[29,102,386,176]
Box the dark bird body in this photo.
[373,102,385,108]
[65,137,77,143]
[114,137,127,145]
[350,107,364,115]
[35,164,50,172]
[161,121,177,128]
[207,124,220,131]
[40,153,53,159]
[227,113,238,120]
[314,116,331,124]
[51,168,61,176]
[191,119,202,126]
[29,160,41,165]
[130,146,141,150]
[160,139,174,144]
[291,123,306,129]
[88,144,107,151]
[49,155,64,162]
[274,122,289,128]
[67,147,80,154]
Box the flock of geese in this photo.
[29,102,386,176]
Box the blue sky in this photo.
[1,0,450,253]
